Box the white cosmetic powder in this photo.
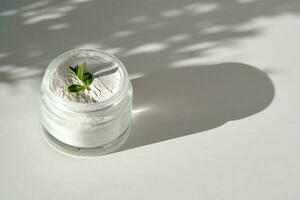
[41,49,132,153]
[51,54,122,103]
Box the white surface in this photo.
[0,0,300,199]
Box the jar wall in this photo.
[41,83,132,148]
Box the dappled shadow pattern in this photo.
[0,0,300,83]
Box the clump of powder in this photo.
[51,52,122,103]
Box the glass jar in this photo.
[41,49,132,156]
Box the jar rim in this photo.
[42,48,130,112]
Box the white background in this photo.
[0,0,300,199]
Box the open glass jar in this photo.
[41,49,132,156]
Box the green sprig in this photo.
[68,62,93,93]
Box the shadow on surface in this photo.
[119,63,274,151]
[0,0,291,153]
[0,0,300,83]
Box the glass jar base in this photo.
[41,124,131,157]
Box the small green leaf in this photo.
[69,65,79,74]
[77,62,86,81]
[67,63,93,93]
[83,72,93,86]
[68,84,85,93]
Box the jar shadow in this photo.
[118,62,275,151]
